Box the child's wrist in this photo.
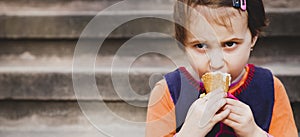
[252,126,269,137]
[242,126,264,137]
[266,132,273,137]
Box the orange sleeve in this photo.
[269,76,298,136]
[146,80,176,137]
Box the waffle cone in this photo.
[201,72,231,93]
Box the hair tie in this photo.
[232,0,246,11]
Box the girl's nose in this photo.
[207,49,225,71]
[210,59,224,70]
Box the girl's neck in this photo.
[231,68,246,86]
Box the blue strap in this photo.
[164,68,201,132]
[164,69,181,104]
[236,66,274,132]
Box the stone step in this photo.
[0,100,299,136]
[0,100,146,137]
[1,10,298,38]
[0,36,299,58]
[0,130,105,137]
[1,0,299,14]
[0,55,299,102]
[263,0,300,8]
[0,0,172,13]
[0,0,299,38]
[1,0,298,13]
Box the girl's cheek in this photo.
[224,49,250,80]
[194,59,209,75]
[185,50,208,75]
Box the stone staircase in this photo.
[0,0,299,136]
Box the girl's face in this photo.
[184,6,257,81]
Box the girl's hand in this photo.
[222,98,266,137]
[177,89,230,137]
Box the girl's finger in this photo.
[199,98,226,127]
[205,88,224,99]
[222,118,241,129]
[226,112,242,123]
[204,88,227,104]
[224,105,244,116]
[209,98,227,115]
[196,89,226,108]
[211,109,230,125]
[225,98,246,108]
[206,92,226,107]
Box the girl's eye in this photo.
[224,42,237,48]
[194,43,208,49]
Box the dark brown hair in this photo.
[174,0,268,45]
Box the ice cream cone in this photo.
[201,71,231,93]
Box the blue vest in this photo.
[164,64,274,136]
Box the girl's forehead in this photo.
[188,5,248,29]
[185,6,249,41]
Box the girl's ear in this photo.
[250,36,258,48]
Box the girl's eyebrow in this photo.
[187,37,243,45]
[186,38,207,45]
[186,36,244,45]
[221,37,244,42]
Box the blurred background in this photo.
[0,0,299,136]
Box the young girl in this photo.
[146,0,298,136]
